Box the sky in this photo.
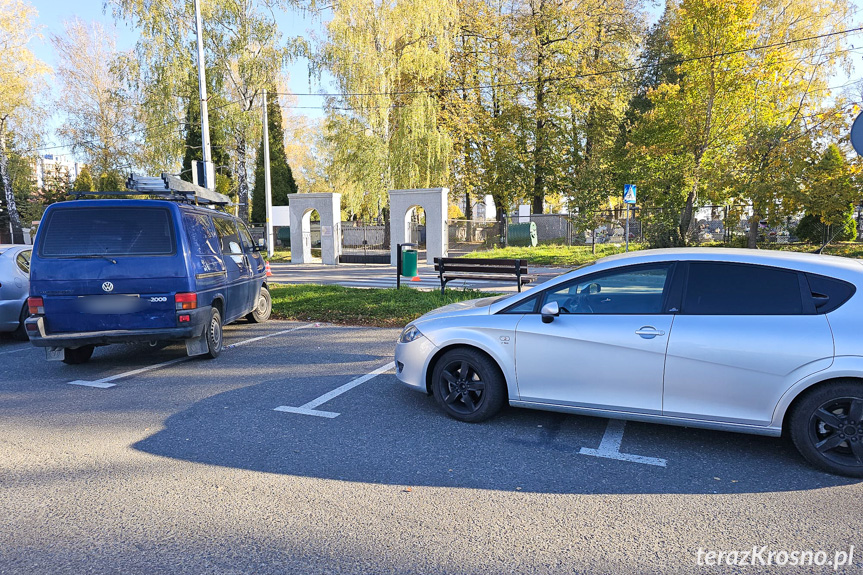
[24,0,863,159]
[26,0,335,157]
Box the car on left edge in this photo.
[0,245,32,340]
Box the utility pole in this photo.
[193,0,214,189]
[262,88,274,257]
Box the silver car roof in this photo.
[489,247,863,313]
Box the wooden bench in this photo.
[433,257,537,294]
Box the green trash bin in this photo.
[508,222,538,247]
[277,226,291,248]
[401,249,418,278]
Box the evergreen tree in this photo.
[41,163,71,206]
[251,90,297,224]
[72,165,95,192]
[181,77,235,200]
[97,171,124,192]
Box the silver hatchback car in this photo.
[395,248,863,477]
[0,245,31,340]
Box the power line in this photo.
[21,96,251,155]
[22,26,863,155]
[276,26,863,99]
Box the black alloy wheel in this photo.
[790,381,863,477]
[431,348,505,423]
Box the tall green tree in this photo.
[322,0,457,215]
[111,0,293,222]
[51,19,137,181]
[803,144,858,238]
[72,165,95,192]
[731,0,853,247]
[0,0,49,243]
[1,136,39,230]
[181,73,236,201]
[251,90,297,224]
[40,162,71,206]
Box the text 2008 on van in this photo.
[26,198,271,364]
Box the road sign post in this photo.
[623,185,636,252]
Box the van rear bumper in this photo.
[25,308,208,348]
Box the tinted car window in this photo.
[213,217,243,255]
[183,213,220,256]
[40,207,175,257]
[501,295,538,314]
[683,262,803,315]
[237,223,255,251]
[16,250,31,275]
[544,265,671,314]
[805,273,856,314]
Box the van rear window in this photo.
[40,207,176,257]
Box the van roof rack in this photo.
[71,173,231,206]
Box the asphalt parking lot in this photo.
[2,321,862,574]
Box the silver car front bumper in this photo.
[395,334,437,393]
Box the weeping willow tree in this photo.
[322,0,456,216]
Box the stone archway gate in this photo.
[389,188,448,266]
[289,193,342,265]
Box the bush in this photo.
[794,211,857,244]
[645,218,684,248]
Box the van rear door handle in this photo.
[635,326,665,339]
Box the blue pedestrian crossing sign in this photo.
[623,184,637,204]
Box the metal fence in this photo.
[497,206,807,248]
[342,221,387,255]
[447,220,502,255]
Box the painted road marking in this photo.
[579,419,667,467]
[0,345,31,355]
[66,323,316,388]
[275,361,395,418]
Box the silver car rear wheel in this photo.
[431,348,505,423]
[790,381,863,477]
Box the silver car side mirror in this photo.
[541,301,560,324]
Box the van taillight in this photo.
[28,297,44,315]
[175,293,197,310]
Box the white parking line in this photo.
[0,345,31,355]
[275,361,395,418]
[579,419,667,467]
[66,323,316,389]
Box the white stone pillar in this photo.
[389,188,448,266]
[288,193,342,265]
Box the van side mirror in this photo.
[541,301,559,324]
[255,238,267,251]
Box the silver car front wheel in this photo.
[431,348,506,423]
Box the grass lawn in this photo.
[269,284,497,327]
[461,241,863,267]
[267,250,291,262]
[463,243,646,268]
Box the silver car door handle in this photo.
[635,326,665,339]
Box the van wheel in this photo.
[63,345,95,365]
[12,305,29,341]
[246,287,272,323]
[204,308,223,359]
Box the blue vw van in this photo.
[26,195,270,364]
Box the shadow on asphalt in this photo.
[132,373,861,496]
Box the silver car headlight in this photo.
[399,324,423,343]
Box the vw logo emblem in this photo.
[102,282,114,292]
